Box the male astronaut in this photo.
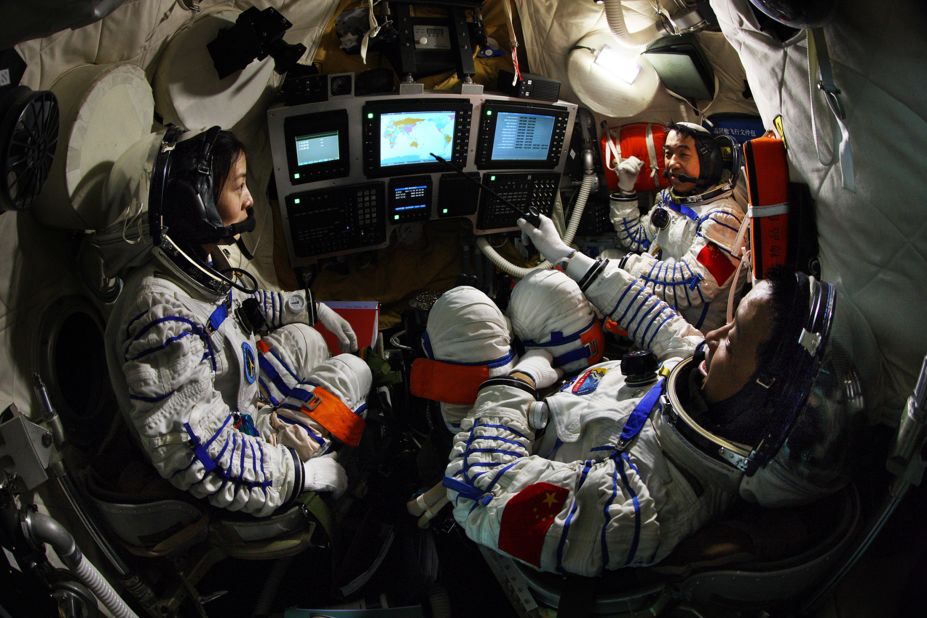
[101,127,369,518]
[609,122,745,331]
[442,215,846,576]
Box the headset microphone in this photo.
[663,168,699,184]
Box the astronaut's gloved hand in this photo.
[317,303,358,352]
[510,349,561,389]
[617,156,644,194]
[517,214,573,264]
[302,453,347,498]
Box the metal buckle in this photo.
[817,81,846,120]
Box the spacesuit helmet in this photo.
[664,272,864,507]
[150,125,255,250]
[747,0,838,29]
[667,122,738,190]
[507,269,604,374]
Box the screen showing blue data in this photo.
[295,131,340,167]
[379,111,456,167]
[490,111,555,161]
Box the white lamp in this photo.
[567,31,660,117]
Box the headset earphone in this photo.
[149,125,258,295]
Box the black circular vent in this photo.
[0,86,58,212]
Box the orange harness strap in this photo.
[410,358,491,405]
[744,136,790,279]
[296,386,365,448]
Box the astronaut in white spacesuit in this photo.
[102,126,370,517]
[442,215,855,576]
[609,122,746,331]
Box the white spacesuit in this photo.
[100,127,369,517]
[608,123,746,331]
[445,263,718,575]
[446,215,854,576]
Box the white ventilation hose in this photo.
[25,510,139,618]
[603,0,662,50]
[477,171,597,278]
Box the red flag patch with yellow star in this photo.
[498,482,569,567]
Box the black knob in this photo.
[621,350,659,386]
[650,207,670,230]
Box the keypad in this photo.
[476,173,559,230]
[287,183,386,257]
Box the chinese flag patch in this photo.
[498,482,569,567]
[697,243,737,285]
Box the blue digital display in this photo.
[490,111,555,161]
[295,131,340,167]
[379,111,456,167]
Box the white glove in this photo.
[617,156,644,194]
[511,349,561,389]
[302,453,347,498]
[516,214,573,264]
[317,303,358,352]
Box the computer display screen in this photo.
[379,110,456,167]
[295,130,341,167]
[489,111,555,161]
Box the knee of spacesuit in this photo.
[507,269,604,375]
[271,354,372,459]
[420,286,516,431]
[258,323,331,405]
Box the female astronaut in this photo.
[102,127,371,517]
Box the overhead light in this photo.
[594,45,641,84]
[566,31,659,117]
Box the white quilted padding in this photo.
[508,269,598,373]
[710,0,927,423]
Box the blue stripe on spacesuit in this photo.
[619,453,641,565]
[128,315,218,372]
[616,283,647,325]
[126,310,147,339]
[697,210,742,236]
[128,390,174,403]
[646,313,674,349]
[617,217,650,252]
[354,403,367,416]
[275,414,326,446]
[662,194,699,221]
[258,355,296,401]
[257,378,278,406]
[608,279,638,317]
[478,423,529,440]
[631,301,660,340]
[557,459,593,574]
[616,452,641,566]
[601,460,621,568]
[224,434,237,480]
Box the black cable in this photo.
[216,266,259,294]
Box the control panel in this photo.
[268,88,577,266]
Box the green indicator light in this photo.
[486,110,492,116]
[490,175,496,181]
[394,214,400,220]
[293,173,300,179]
[294,198,301,205]
[367,112,374,119]
[442,208,448,214]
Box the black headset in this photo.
[151,125,254,249]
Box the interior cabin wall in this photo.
[2,0,340,417]
[711,0,927,423]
